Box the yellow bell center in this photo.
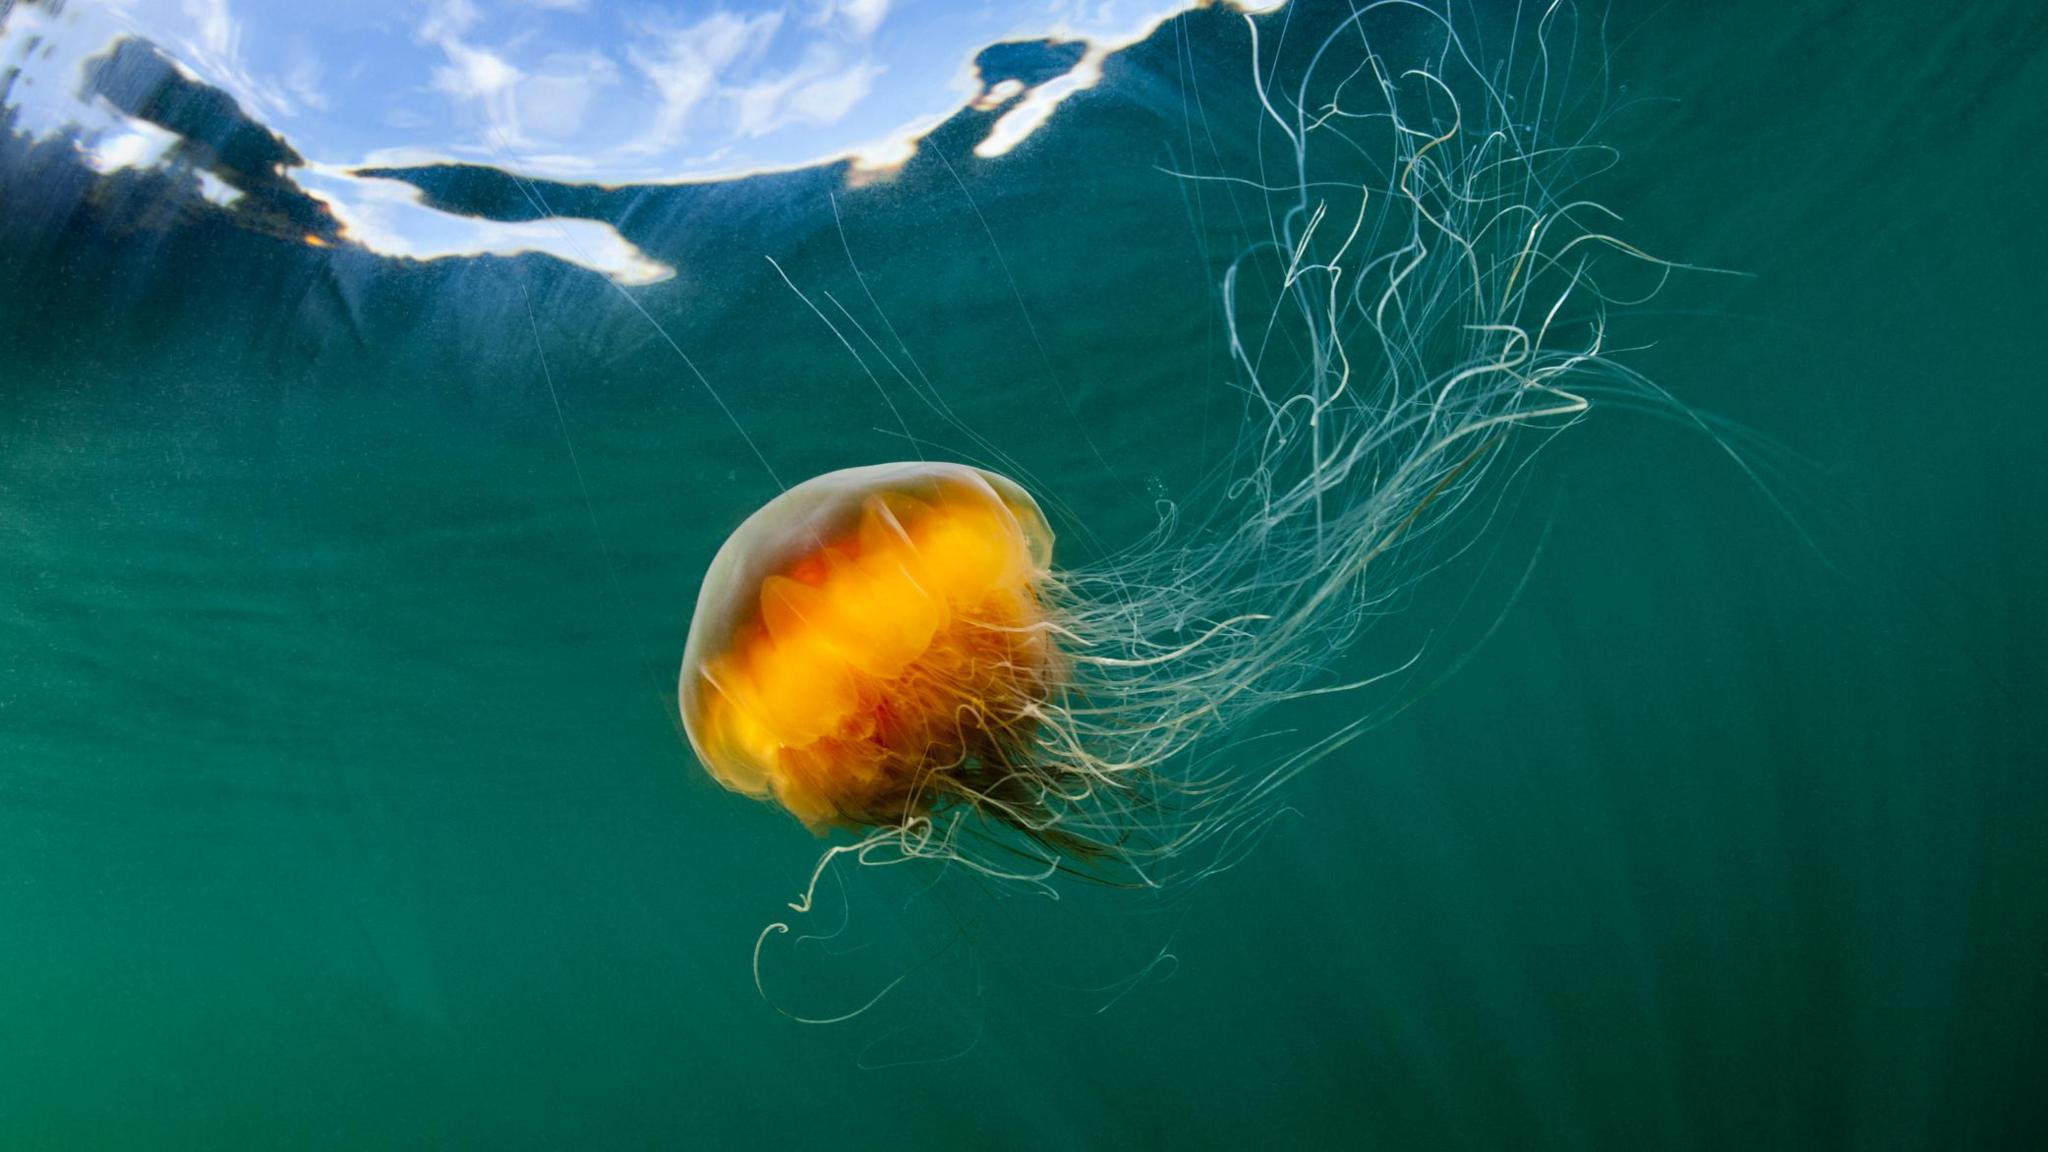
[680,464,1055,831]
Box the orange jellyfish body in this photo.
[679,462,1059,832]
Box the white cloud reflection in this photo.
[622,10,785,158]
[85,117,180,173]
[810,0,890,40]
[297,166,672,286]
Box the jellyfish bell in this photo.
[679,461,1064,837]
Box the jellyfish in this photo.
[675,0,1699,967]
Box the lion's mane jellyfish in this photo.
[679,454,1339,884]
[680,0,1693,961]
[679,462,1067,841]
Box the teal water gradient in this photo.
[2,1,2044,1147]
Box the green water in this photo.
[3,1,2044,1147]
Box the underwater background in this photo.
[3,0,2044,1147]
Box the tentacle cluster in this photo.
[746,2,1698,994]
